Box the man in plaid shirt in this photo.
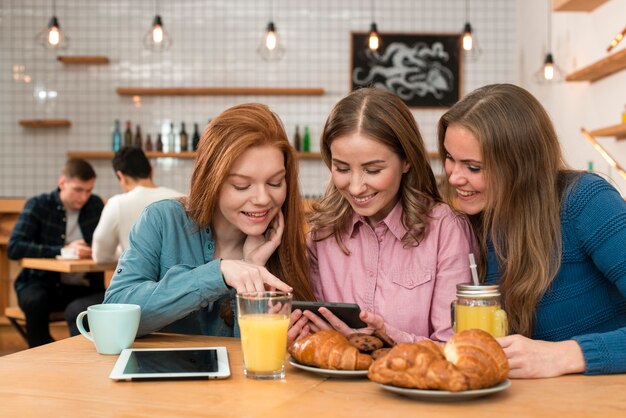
[8,158,105,347]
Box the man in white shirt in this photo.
[92,147,184,263]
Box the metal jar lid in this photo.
[456,284,501,298]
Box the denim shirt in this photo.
[104,199,238,338]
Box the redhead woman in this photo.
[105,103,315,337]
[438,83,626,377]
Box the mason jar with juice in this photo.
[451,284,508,338]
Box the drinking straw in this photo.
[468,253,479,286]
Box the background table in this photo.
[0,333,624,417]
[20,258,117,287]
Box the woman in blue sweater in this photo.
[437,83,626,377]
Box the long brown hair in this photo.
[185,103,315,302]
[437,83,572,336]
[310,87,441,253]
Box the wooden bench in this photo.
[4,306,66,343]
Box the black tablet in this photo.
[292,301,367,329]
[109,347,231,381]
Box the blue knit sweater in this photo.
[485,173,626,375]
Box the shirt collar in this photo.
[346,200,406,241]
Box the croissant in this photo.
[289,330,373,370]
[368,329,509,391]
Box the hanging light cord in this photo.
[270,0,274,23]
[466,0,469,22]
[547,0,552,52]
[371,0,375,23]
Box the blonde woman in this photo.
[298,88,477,343]
[438,83,626,377]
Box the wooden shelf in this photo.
[68,150,441,161]
[553,0,608,11]
[589,123,626,140]
[18,119,71,128]
[67,151,323,160]
[297,152,322,160]
[565,48,626,82]
[116,87,325,96]
[57,55,109,64]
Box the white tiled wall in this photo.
[1,0,517,199]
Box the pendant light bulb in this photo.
[265,22,278,50]
[462,23,473,51]
[48,18,60,46]
[258,1,285,62]
[461,1,481,61]
[543,54,554,80]
[368,23,380,51]
[144,14,172,51]
[533,1,562,84]
[36,12,68,49]
[534,53,563,83]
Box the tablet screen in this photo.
[110,347,231,380]
[124,349,219,374]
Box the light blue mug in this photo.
[76,304,141,355]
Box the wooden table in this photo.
[0,334,623,417]
[20,258,117,288]
[20,258,117,273]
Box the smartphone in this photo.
[292,301,367,329]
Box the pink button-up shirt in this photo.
[308,201,477,343]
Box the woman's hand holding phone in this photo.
[243,211,284,266]
[287,309,312,346]
[301,307,385,337]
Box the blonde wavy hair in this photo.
[309,87,441,253]
[437,83,576,336]
[184,103,315,302]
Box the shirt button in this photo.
[408,280,414,286]
[208,243,214,250]
[62,218,66,222]
[117,269,122,273]
[206,228,210,233]
[200,301,208,308]
[61,234,65,239]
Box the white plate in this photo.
[288,357,369,378]
[378,379,511,402]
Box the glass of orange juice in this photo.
[236,291,292,380]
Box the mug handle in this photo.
[76,311,93,342]
[450,301,457,333]
[493,309,508,338]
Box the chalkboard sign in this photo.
[351,33,462,108]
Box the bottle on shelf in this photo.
[133,124,143,149]
[112,120,122,152]
[302,126,311,152]
[123,121,132,147]
[293,125,301,151]
[145,134,153,151]
[192,123,201,151]
[156,133,164,152]
[167,122,175,153]
[587,161,594,172]
[180,122,189,151]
